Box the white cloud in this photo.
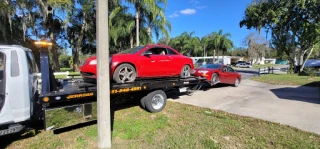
[180,9,196,15]
[169,11,179,18]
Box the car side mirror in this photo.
[143,51,153,56]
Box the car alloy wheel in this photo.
[118,67,135,83]
[234,78,240,87]
[181,65,191,78]
[113,63,136,83]
[211,73,219,85]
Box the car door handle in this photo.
[151,60,155,62]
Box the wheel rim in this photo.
[182,66,190,77]
[118,67,135,83]
[212,75,218,83]
[151,94,165,110]
[235,78,239,86]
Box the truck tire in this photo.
[144,90,167,113]
[140,96,147,109]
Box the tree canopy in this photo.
[240,0,320,71]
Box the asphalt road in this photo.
[169,78,320,135]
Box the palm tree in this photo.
[201,36,211,57]
[209,29,232,64]
[219,35,234,64]
[145,2,171,41]
[124,0,165,46]
[109,5,135,49]
[175,31,195,54]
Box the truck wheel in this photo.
[144,90,167,113]
[140,96,147,109]
[113,63,136,83]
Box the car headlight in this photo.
[198,70,208,73]
[89,59,97,65]
[191,70,196,73]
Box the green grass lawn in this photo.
[2,101,320,149]
[251,74,320,87]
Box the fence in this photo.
[257,67,320,76]
[36,71,80,83]
[257,67,288,76]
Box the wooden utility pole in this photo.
[96,0,111,148]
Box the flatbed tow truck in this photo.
[0,45,206,136]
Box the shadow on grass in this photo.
[0,99,141,149]
[0,120,43,148]
[270,81,320,104]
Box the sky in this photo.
[161,0,270,48]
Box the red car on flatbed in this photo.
[80,44,194,83]
[191,64,241,87]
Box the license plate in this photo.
[179,87,188,93]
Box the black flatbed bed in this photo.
[39,76,207,104]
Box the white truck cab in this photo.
[0,45,39,135]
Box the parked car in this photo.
[236,62,252,68]
[191,64,241,87]
[80,44,194,83]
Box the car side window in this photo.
[222,66,228,72]
[167,48,177,55]
[227,66,235,72]
[144,47,167,55]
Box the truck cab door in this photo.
[0,51,6,113]
[25,51,39,117]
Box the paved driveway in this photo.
[169,78,320,134]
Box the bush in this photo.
[299,67,319,77]
[59,54,71,68]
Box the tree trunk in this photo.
[130,34,133,48]
[300,47,314,72]
[147,26,151,37]
[74,13,87,71]
[135,9,140,46]
[213,49,216,64]
[203,46,206,62]
[49,31,60,71]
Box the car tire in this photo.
[144,90,167,113]
[113,63,136,83]
[180,65,191,78]
[233,78,240,87]
[211,73,219,85]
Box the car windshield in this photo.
[199,64,221,69]
[118,46,145,54]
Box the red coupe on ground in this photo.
[80,44,194,83]
[191,64,241,87]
